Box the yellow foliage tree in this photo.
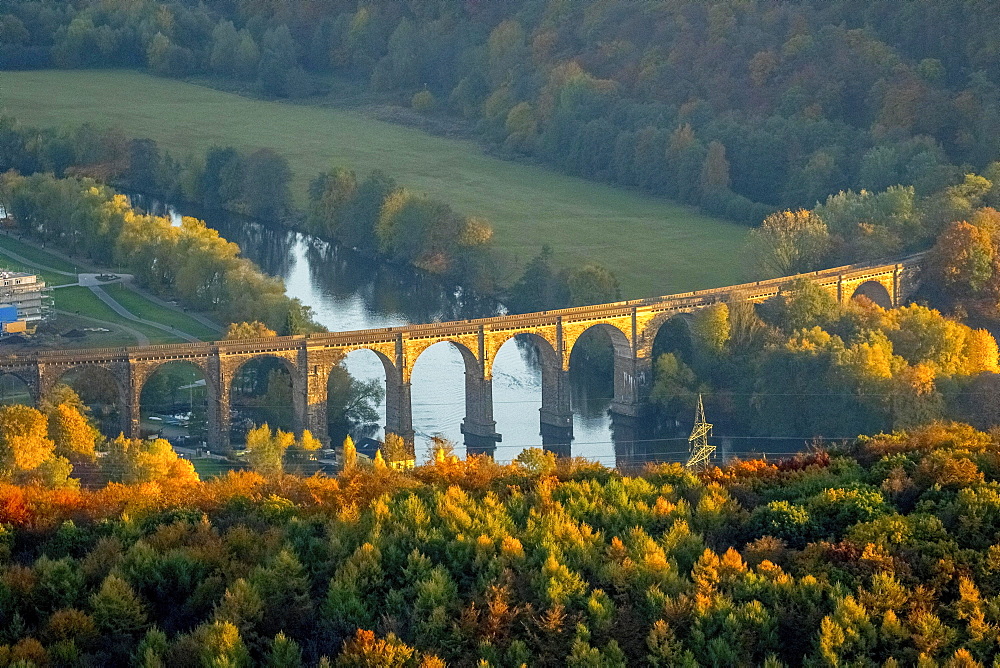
[0,405,56,474]
[382,433,412,464]
[48,403,98,463]
[245,424,294,476]
[224,321,277,340]
[287,429,323,474]
[342,435,357,471]
[103,435,199,485]
[963,329,1000,375]
[375,188,413,248]
[458,216,494,247]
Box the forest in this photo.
[2,0,1000,226]
[1,420,1000,665]
[649,278,999,440]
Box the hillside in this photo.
[2,0,998,222]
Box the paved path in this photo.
[89,286,200,343]
[0,233,224,335]
[53,309,150,345]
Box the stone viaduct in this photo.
[0,254,923,457]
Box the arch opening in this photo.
[329,350,390,451]
[651,314,694,365]
[139,361,207,447]
[648,313,702,431]
[491,333,560,461]
[0,373,33,407]
[567,324,630,418]
[566,324,631,464]
[851,280,893,309]
[230,356,295,444]
[410,340,479,459]
[55,366,124,438]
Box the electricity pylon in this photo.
[685,394,714,470]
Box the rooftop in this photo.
[0,271,34,280]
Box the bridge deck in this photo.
[3,253,923,363]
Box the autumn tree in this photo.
[41,383,90,417]
[225,321,278,340]
[342,435,358,470]
[929,220,996,300]
[0,404,69,486]
[47,403,98,463]
[691,303,731,358]
[382,432,412,465]
[287,429,322,474]
[244,423,294,476]
[335,629,420,667]
[746,209,833,277]
[102,435,199,485]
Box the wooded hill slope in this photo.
[3,0,999,223]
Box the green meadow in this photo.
[54,287,186,345]
[105,284,221,340]
[0,70,751,298]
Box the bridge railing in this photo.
[6,253,924,364]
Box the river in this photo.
[137,197,790,467]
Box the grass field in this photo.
[0,235,79,273]
[0,69,750,298]
[0,236,77,286]
[190,458,238,478]
[54,286,185,344]
[44,312,148,348]
[105,284,221,340]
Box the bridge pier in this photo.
[610,353,652,417]
[611,412,642,472]
[291,380,306,437]
[540,359,573,456]
[461,369,500,457]
[385,375,415,447]
[301,348,339,446]
[207,354,231,453]
[126,371,142,439]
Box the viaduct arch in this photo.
[0,255,924,458]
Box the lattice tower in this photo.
[685,394,715,470]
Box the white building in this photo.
[0,272,51,322]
